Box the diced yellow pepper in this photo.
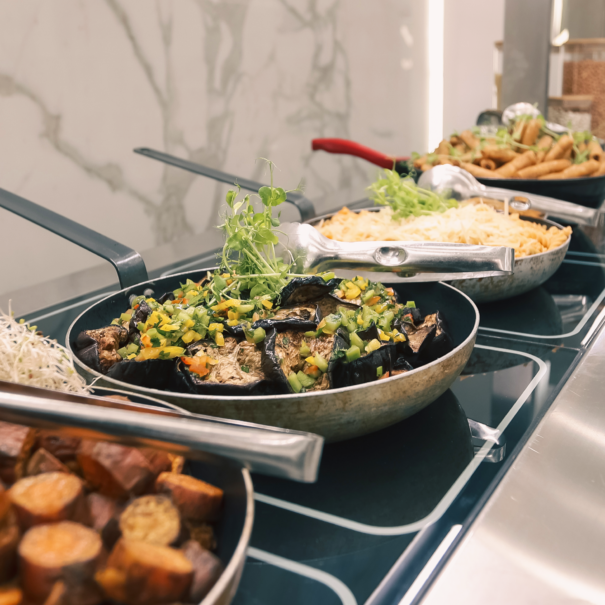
[305,356,316,365]
[136,347,160,360]
[393,333,407,342]
[160,324,179,332]
[220,273,230,278]
[209,323,224,332]
[378,329,390,341]
[127,353,137,360]
[215,332,225,346]
[357,315,364,325]
[183,319,195,329]
[182,330,200,344]
[345,285,361,300]
[262,300,273,309]
[207,357,219,365]
[224,299,240,308]
[227,310,240,320]
[162,346,185,357]
[227,319,240,326]
[373,303,387,313]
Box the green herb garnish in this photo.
[368,169,457,220]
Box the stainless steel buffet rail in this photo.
[0,381,324,483]
[417,320,605,604]
[134,147,317,222]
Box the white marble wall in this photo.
[0,0,501,299]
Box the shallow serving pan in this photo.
[310,208,571,304]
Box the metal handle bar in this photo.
[0,187,148,289]
[134,147,317,222]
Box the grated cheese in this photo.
[315,202,572,259]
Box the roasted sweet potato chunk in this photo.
[95,539,192,605]
[0,585,22,605]
[155,473,223,521]
[119,495,181,547]
[86,493,120,536]
[26,449,70,477]
[0,518,19,584]
[0,423,36,485]
[36,433,81,464]
[9,473,88,531]
[18,521,102,602]
[0,485,11,526]
[182,540,223,601]
[77,441,154,500]
[139,449,173,477]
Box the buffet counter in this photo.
[420,304,605,604]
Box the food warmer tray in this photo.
[3,178,605,603]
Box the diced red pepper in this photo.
[366,296,381,307]
[379,371,390,380]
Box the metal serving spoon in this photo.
[277,222,514,282]
[418,165,600,226]
[0,381,323,483]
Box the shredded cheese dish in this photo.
[316,202,572,258]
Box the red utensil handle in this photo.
[311,138,408,169]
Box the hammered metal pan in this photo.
[0,383,254,605]
[0,186,477,443]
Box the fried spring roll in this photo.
[521,119,541,146]
[544,135,574,162]
[512,118,527,145]
[435,140,450,155]
[535,135,553,163]
[460,162,499,179]
[593,160,605,177]
[494,150,537,178]
[434,154,461,167]
[538,172,568,180]
[560,159,600,178]
[517,159,572,179]
[588,140,604,162]
[482,146,518,164]
[460,130,480,150]
[479,158,497,171]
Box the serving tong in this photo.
[418,165,600,227]
[276,222,514,282]
[0,381,323,483]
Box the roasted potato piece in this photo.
[95,539,193,605]
[182,540,224,602]
[0,518,20,584]
[0,423,36,485]
[9,473,89,531]
[77,441,154,500]
[119,495,182,547]
[0,585,22,605]
[155,473,223,521]
[19,521,102,602]
[36,433,81,464]
[26,449,70,477]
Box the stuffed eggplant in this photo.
[173,335,275,396]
